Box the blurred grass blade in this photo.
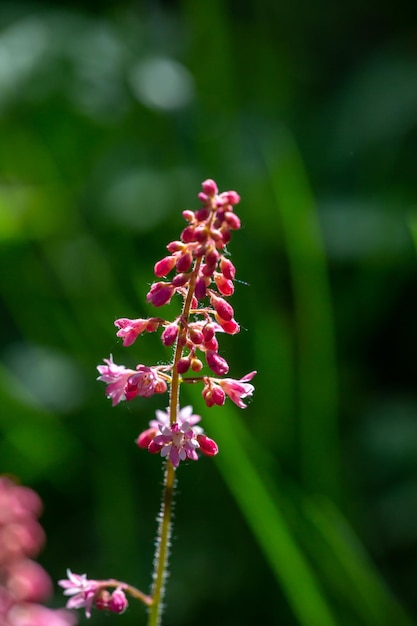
[302,496,415,626]
[201,402,337,626]
[262,129,340,500]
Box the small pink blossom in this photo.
[114,317,162,347]
[125,365,168,400]
[96,356,136,406]
[218,371,256,408]
[58,570,99,619]
[137,406,218,467]
[149,422,201,468]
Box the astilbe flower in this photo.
[63,179,256,624]
[58,570,129,619]
[0,476,77,626]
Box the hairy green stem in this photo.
[147,256,203,626]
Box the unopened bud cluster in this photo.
[96,179,255,467]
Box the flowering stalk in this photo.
[61,180,256,623]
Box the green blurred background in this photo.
[1,1,417,625]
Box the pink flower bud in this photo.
[195,276,208,300]
[201,179,218,196]
[176,251,193,273]
[146,282,175,307]
[148,439,163,454]
[182,210,195,222]
[205,247,220,266]
[204,336,219,352]
[206,350,229,375]
[197,434,219,456]
[214,274,234,296]
[136,428,158,448]
[195,207,210,221]
[225,212,241,229]
[202,324,216,342]
[109,588,128,614]
[191,358,203,372]
[161,323,179,346]
[172,273,189,287]
[215,315,240,334]
[194,226,208,243]
[220,257,236,280]
[189,327,204,344]
[177,358,191,374]
[154,256,176,277]
[210,294,234,322]
[222,190,240,205]
[181,225,196,243]
[167,240,185,252]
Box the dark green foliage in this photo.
[0,1,416,624]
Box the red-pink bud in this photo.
[194,226,208,243]
[197,434,219,456]
[205,247,220,266]
[191,358,203,372]
[225,212,241,229]
[202,179,218,196]
[162,323,179,346]
[195,276,208,300]
[176,251,193,273]
[181,225,196,243]
[177,357,191,374]
[211,386,226,405]
[182,210,195,222]
[210,294,234,321]
[189,327,204,344]
[167,240,184,252]
[148,439,163,454]
[154,256,176,277]
[215,316,240,335]
[202,386,214,407]
[220,257,236,280]
[214,274,234,296]
[206,350,229,375]
[172,273,189,287]
[202,324,216,342]
[136,428,158,449]
[195,207,210,221]
[223,190,240,205]
[146,282,175,307]
[204,336,219,352]
[109,588,128,614]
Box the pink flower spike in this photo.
[115,317,156,347]
[58,569,99,619]
[218,371,256,408]
[97,356,136,406]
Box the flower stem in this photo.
[147,462,175,626]
[148,257,203,626]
